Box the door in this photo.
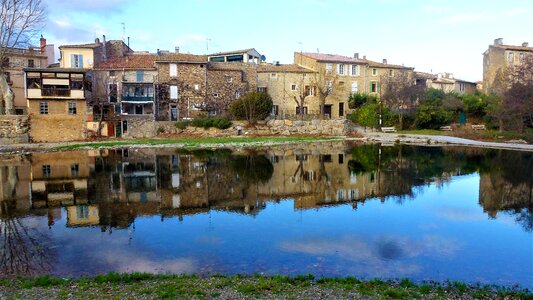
[339,102,344,117]
[115,122,122,138]
[170,105,178,121]
[323,105,332,118]
[135,105,143,115]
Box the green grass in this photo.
[397,129,447,135]
[1,273,531,299]
[54,136,341,150]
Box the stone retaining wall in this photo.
[161,119,355,137]
[0,115,29,143]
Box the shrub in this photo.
[348,93,377,109]
[229,92,273,124]
[414,104,453,129]
[186,117,232,130]
[175,120,191,130]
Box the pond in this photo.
[0,142,531,288]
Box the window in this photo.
[1,57,8,68]
[108,84,117,102]
[258,87,267,93]
[270,73,277,78]
[70,78,83,90]
[351,65,360,76]
[28,59,34,67]
[296,106,308,115]
[170,64,177,77]
[338,64,345,75]
[170,85,178,99]
[339,102,344,117]
[213,93,220,97]
[370,81,379,93]
[296,154,308,161]
[226,76,233,83]
[304,85,315,96]
[351,82,358,93]
[122,120,128,133]
[389,69,393,77]
[519,53,525,62]
[272,105,279,115]
[325,64,333,73]
[40,102,48,114]
[71,164,79,177]
[338,154,344,164]
[507,52,514,63]
[291,84,297,91]
[68,102,77,115]
[234,90,240,99]
[71,54,83,68]
[42,165,51,177]
[136,70,144,82]
[459,83,465,92]
[194,84,199,90]
[372,68,377,76]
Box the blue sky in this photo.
[44,0,532,81]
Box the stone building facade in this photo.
[1,36,54,114]
[25,68,89,142]
[291,52,415,119]
[483,38,533,94]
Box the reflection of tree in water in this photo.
[0,216,54,276]
[229,153,274,185]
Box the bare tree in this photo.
[0,0,46,114]
[380,71,424,129]
[90,71,117,137]
[287,73,308,120]
[312,69,340,120]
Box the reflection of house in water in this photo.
[0,155,31,216]
[66,205,99,227]
[479,173,532,218]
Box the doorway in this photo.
[171,105,178,121]
[323,105,332,119]
[135,105,143,115]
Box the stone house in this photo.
[289,52,414,118]
[415,72,477,94]
[92,53,158,137]
[58,36,132,70]
[24,68,90,142]
[483,38,532,94]
[257,64,316,118]
[155,52,208,121]
[1,36,54,114]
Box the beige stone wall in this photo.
[59,48,97,69]
[28,99,87,142]
[122,116,156,138]
[0,115,29,143]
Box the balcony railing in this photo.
[41,87,71,97]
[121,95,154,102]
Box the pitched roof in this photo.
[94,54,158,70]
[155,53,207,63]
[257,64,315,73]
[59,42,101,49]
[300,52,413,69]
[208,48,259,56]
[415,71,437,80]
[493,44,533,52]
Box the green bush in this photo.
[414,105,453,129]
[175,120,191,130]
[229,92,273,124]
[186,117,232,130]
[348,93,377,109]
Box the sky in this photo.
[43,0,533,82]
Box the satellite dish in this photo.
[261,55,266,62]
[87,59,93,64]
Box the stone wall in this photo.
[0,115,29,143]
[123,116,156,138]
[161,119,355,137]
[28,99,87,143]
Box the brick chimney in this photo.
[40,35,46,53]
[494,38,503,45]
[382,59,387,64]
[354,53,359,59]
[522,42,529,47]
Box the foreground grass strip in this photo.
[54,136,342,151]
[1,273,531,300]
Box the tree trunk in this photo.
[0,73,14,115]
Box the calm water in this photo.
[0,142,531,288]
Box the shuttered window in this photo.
[170,85,178,99]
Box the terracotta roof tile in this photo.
[493,44,533,52]
[257,64,315,73]
[94,54,157,69]
[59,42,101,49]
[155,53,207,63]
[300,52,413,70]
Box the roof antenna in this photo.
[317,48,319,53]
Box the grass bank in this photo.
[0,273,530,299]
[54,136,342,151]
[398,129,533,143]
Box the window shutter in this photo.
[70,54,75,67]
[79,55,83,68]
[136,71,144,82]
[337,64,340,75]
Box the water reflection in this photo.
[0,143,531,284]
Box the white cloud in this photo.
[439,12,494,24]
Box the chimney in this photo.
[127,36,130,49]
[102,34,107,61]
[494,38,503,45]
[354,53,359,59]
[40,35,46,53]
[522,42,529,47]
[363,55,366,60]
[383,59,387,64]
[175,46,180,53]
[102,34,106,44]
[95,37,100,44]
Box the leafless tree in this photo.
[90,71,117,137]
[380,71,424,129]
[312,69,340,120]
[0,0,46,114]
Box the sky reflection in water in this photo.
[0,143,531,288]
